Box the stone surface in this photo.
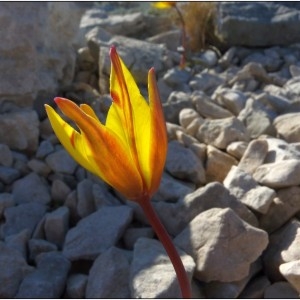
[66,273,88,299]
[130,238,195,298]
[86,247,131,298]
[264,281,299,298]
[280,260,300,294]
[274,112,300,143]
[63,206,133,260]
[174,208,268,282]
[45,149,78,174]
[76,178,96,218]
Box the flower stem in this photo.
[139,198,192,298]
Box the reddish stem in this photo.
[139,198,192,298]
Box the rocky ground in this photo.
[1,2,300,299]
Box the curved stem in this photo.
[139,197,192,298]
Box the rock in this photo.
[192,91,233,119]
[154,182,258,237]
[16,251,71,298]
[28,239,58,262]
[196,117,249,149]
[0,193,14,218]
[216,2,300,47]
[66,273,88,299]
[12,172,51,205]
[165,141,206,185]
[212,88,247,115]
[226,141,248,159]
[178,108,201,129]
[5,229,30,260]
[0,3,83,109]
[238,139,269,174]
[205,145,238,183]
[238,97,276,138]
[0,166,20,184]
[176,131,199,147]
[0,242,33,298]
[92,182,121,209]
[77,179,96,218]
[3,202,47,238]
[263,137,300,163]
[238,275,271,298]
[123,227,154,249]
[44,206,69,248]
[63,205,133,260]
[147,29,181,52]
[152,172,194,203]
[203,260,262,298]
[45,149,78,174]
[86,247,131,298]
[35,140,54,159]
[163,67,191,89]
[27,158,52,177]
[130,238,195,298]
[280,260,300,294]
[253,159,300,188]
[51,179,72,204]
[263,219,300,281]
[0,143,13,167]
[274,112,300,143]
[0,110,39,152]
[264,281,299,298]
[260,187,300,233]
[174,208,268,282]
[189,72,225,95]
[192,49,218,68]
[223,166,275,214]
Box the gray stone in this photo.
[63,205,133,260]
[0,3,83,109]
[86,247,131,298]
[280,260,300,294]
[154,182,258,237]
[239,275,271,298]
[274,112,300,143]
[166,140,206,185]
[16,251,71,298]
[77,179,96,218]
[196,117,249,149]
[178,108,201,129]
[163,67,191,88]
[192,49,218,68]
[205,145,238,183]
[0,193,14,217]
[27,158,51,177]
[12,172,51,205]
[263,219,300,282]
[45,149,78,174]
[238,139,269,175]
[224,166,275,214]
[0,166,20,184]
[123,227,154,249]
[216,2,300,47]
[28,239,58,262]
[0,242,33,298]
[51,179,72,204]
[0,143,13,167]
[253,159,300,188]
[147,29,181,52]
[189,72,225,95]
[174,208,268,282]
[259,186,300,233]
[36,140,54,159]
[130,238,195,298]
[44,206,69,248]
[163,98,194,124]
[152,172,194,203]
[192,91,233,119]
[226,141,248,160]
[3,202,47,238]
[264,281,299,298]
[66,273,88,299]
[92,182,121,209]
[5,229,30,260]
[0,110,39,152]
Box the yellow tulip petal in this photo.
[45,104,97,176]
[147,68,168,195]
[80,103,101,123]
[152,2,176,9]
[54,97,144,200]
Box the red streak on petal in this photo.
[70,130,76,148]
[110,90,120,105]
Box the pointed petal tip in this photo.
[109,45,117,58]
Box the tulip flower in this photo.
[45,46,191,298]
